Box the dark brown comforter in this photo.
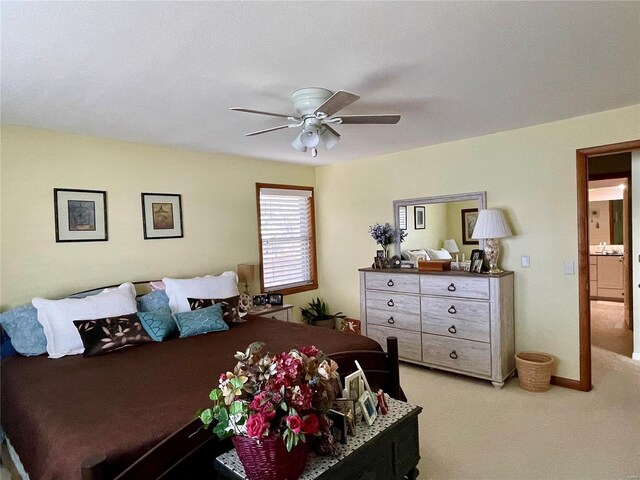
[1,316,381,480]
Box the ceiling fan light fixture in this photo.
[300,126,320,148]
[320,127,340,150]
[291,133,307,152]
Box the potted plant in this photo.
[198,342,341,480]
[300,298,345,329]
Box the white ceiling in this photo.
[2,1,639,166]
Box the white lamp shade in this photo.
[320,127,340,150]
[471,209,512,239]
[291,133,307,152]
[443,239,460,253]
[300,127,320,148]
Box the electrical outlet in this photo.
[521,256,530,268]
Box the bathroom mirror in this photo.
[392,191,487,259]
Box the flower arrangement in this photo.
[198,342,341,453]
[369,222,407,257]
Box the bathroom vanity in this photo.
[589,253,625,301]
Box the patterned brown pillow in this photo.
[187,295,244,324]
[73,313,153,357]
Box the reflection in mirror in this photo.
[392,192,486,260]
[588,178,626,249]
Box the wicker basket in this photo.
[232,434,308,480]
[515,352,554,392]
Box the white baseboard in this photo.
[633,352,640,362]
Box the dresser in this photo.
[359,268,515,388]
[248,304,293,321]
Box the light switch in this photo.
[563,261,575,275]
[521,256,530,268]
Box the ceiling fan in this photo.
[231,87,400,158]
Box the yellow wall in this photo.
[0,126,318,321]
[316,105,640,379]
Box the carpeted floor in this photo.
[402,302,639,479]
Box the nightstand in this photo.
[248,304,293,322]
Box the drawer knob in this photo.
[449,350,458,360]
[387,299,395,307]
[447,283,456,292]
[387,316,395,325]
[448,305,457,314]
[387,279,395,287]
[448,325,457,334]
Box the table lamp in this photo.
[471,209,512,273]
[443,239,460,255]
[237,264,255,295]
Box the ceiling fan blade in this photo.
[314,90,360,117]
[245,124,293,136]
[322,124,341,138]
[231,107,299,120]
[337,114,401,124]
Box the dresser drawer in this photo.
[366,291,421,331]
[420,275,489,299]
[421,297,490,342]
[365,272,420,294]
[422,334,491,376]
[368,324,422,362]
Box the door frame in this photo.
[576,139,640,392]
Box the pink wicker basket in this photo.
[232,435,308,480]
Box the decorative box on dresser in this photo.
[359,268,515,388]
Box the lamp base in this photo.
[484,238,503,274]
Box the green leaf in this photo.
[230,377,244,389]
[229,400,245,415]
[215,408,229,423]
[286,433,294,452]
[209,388,223,402]
[199,408,213,426]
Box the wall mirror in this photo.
[392,191,487,259]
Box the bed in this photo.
[1,306,394,480]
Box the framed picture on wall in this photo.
[54,188,108,242]
[461,208,479,245]
[398,206,407,230]
[141,193,183,239]
[414,206,426,230]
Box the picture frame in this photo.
[328,409,348,444]
[470,249,484,273]
[354,360,372,393]
[376,250,385,259]
[54,188,108,242]
[358,390,378,426]
[141,193,183,240]
[267,293,283,306]
[344,370,364,400]
[333,398,358,435]
[462,208,479,245]
[414,206,426,230]
[398,206,407,231]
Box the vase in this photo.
[232,434,308,480]
[383,245,391,259]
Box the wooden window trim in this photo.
[256,183,318,296]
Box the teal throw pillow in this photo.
[137,289,170,312]
[173,304,228,338]
[137,307,178,342]
[0,304,47,356]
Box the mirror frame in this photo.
[392,191,487,257]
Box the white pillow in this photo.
[32,282,138,358]
[163,271,239,314]
[426,248,453,260]
[407,249,430,263]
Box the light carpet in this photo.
[401,348,640,479]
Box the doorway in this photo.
[576,140,640,392]
[587,165,632,358]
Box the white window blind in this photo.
[258,186,316,291]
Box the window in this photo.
[256,183,318,295]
